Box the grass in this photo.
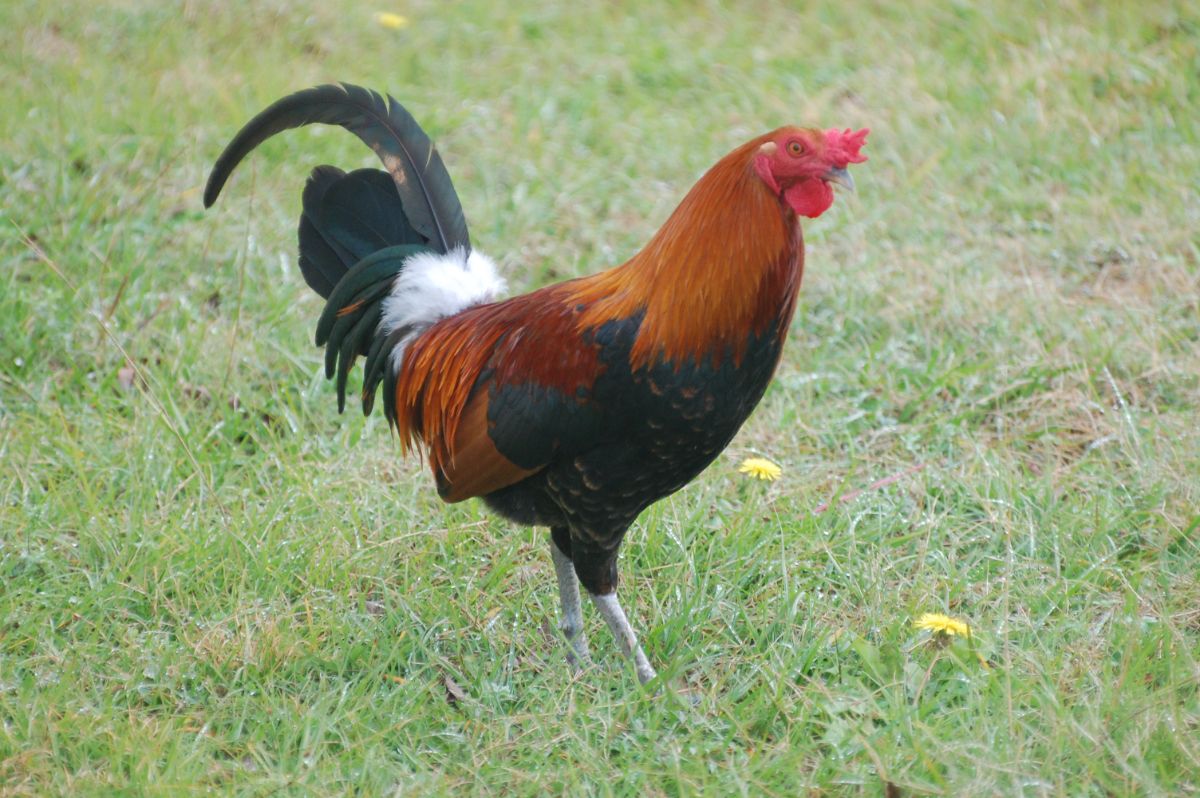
[2,0,1198,794]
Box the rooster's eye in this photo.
[787,141,804,156]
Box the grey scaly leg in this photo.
[590,591,657,684]
[550,540,591,669]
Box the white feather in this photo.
[378,247,506,374]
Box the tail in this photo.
[204,83,504,422]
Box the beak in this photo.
[824,166,855,192]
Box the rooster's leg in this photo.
[590,592,657,684]
[549,531,591,669]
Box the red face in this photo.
[753,126,869,218]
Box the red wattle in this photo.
[784,178,834,218]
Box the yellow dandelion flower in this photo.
[738,457,782,482]
[375,11,409,30]
[913,612,971,638]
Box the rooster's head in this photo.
[753,126,869,218]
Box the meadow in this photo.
[2,0,1198,794]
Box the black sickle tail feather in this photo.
[205,83,473,417]
[204,82,470,255]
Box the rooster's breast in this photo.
[482,310,788,537]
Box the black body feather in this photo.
[480,314,792,595]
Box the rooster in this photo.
[204,84,867,684]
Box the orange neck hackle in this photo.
[571,134,805,370]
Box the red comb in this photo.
[824,127,870,166]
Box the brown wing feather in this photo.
[434,389,541,502]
